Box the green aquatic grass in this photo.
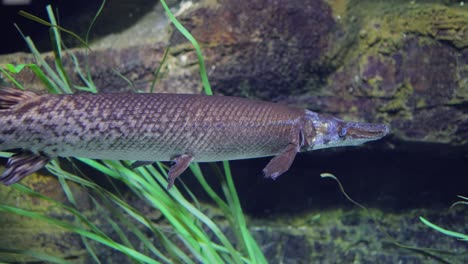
[420,195,468,241]
[18,10,90,50]
[420,217,468,241]
[159,0,265,261]
[0,2,266,263]
[159,0,212,95]
[150,46,170,93]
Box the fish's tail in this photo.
[0,87,37,150]
[0,87,50,186]
[0,87,38,110]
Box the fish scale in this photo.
[0,88,389,188]
[1,92,303,161]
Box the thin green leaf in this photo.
[159,0,212,95]
[18,10,91,51]
[112,69,135,90]
[47,6,73,93]
[150,46,171,93]
[0,68,24,89]
[0,152,13,158]
[420,217,468,241]
[5,63,26,73]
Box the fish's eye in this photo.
[339,127,347,138]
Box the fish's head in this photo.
[301,110,390,151]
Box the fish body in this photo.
[0,88,389,188]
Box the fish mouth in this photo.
[344,122,390,140]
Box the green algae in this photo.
[343,1,467,62]
[416,98,427,108]
[426,123,460,143]
[378,82,414,121]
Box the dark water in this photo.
[183,139,468,216]
[0,0,155,54]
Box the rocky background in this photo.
[0,0,467,263]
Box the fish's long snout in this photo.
[343,122,390,140]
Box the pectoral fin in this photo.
[0,151,50,185]
[263,143,299,180]
[167,154,193,189]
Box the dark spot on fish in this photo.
[323,139,330,145]
[37,106,50,115]
[75,121,87,130]
[6,120,12,125]
[109,123,119,130]
[44,124,58,131]
[26,129,41,135]
[0,139,4,144]
[2,129,15,135]
[22,117,34,124]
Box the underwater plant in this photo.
[0,2,267,263]
[420,195,468,241]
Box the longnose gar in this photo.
[0,87,389,188]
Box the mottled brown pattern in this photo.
[0,93,306,162]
